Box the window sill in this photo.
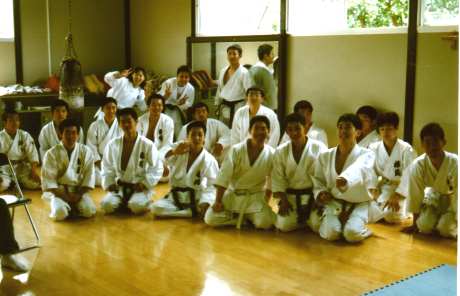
[418,25,458,33]
[288,27,408,37]
[287,24,458,36]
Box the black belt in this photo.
[165,104,186,124]
[220,99,245,127]
[286,188,313,225]
[117,180,137,210]
[171,186,197,218]
[339,202,357,228]
[68,201,80,218]
[63,185,80,218]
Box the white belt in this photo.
[231,189,264,229]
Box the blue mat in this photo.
[363,264,457,296]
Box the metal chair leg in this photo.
[24,203,40,246]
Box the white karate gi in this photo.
[94,71,147,119]
[215,65,253,126]
[280,122,329,147]
[151,148,219,218]
[86,118,123,186]
[41,143,96,221]
[369,139,417,223]
[272,139,327,232]
[177,118,231,162]
[204,141,275,229]
[308,145,376,242]
[104,71,147,110]
[100,134,163,214]
[38,121,84,160]
[231,105,280,148]
[158,77,195,138]
[137,113,174,159]
[0,129,40,191]
[357,130,380,148]
[406,152,457,238]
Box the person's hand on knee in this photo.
[384,193,403,212]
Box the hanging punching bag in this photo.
[59,0,84,110]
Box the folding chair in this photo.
[0,153,40,253]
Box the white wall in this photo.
[0,42,16,84]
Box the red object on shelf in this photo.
[44,75,60,92]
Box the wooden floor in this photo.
[0,185,457,296]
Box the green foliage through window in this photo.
[347,0,409,28]
[347,0,458,28]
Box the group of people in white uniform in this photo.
[0,43,456,249]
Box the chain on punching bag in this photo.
[59,0,84,110]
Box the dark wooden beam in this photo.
[278,33,288,123]
[403,0,419,144]
[210,42,216,78]
[13,0,23,84]
[278,0,288,123]
[191,0,196,37]
[124,0,131,67]
[186,37,192,69]
[280,0,287,34]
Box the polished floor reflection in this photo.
[0,185,457,296]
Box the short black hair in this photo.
[249,115,270,131]
[227,44,243,56]
[127,67,147,89]
[51,100,70,113]
[356,105,378,121]
[191,102,209,114]
[117,108,138,121]
[257,44,273,61]
[59,118,80,133]
[284,113,306,128]
[337,113,362,130]
[177,65,192,76]
[186,120,207,135]
[246,86,265,97]
[377,112,399,129]
[2,108,19,122]
[147,93,165,107]
[420,122,445,142]
[294,100,313,113]
[101,97,118,108]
